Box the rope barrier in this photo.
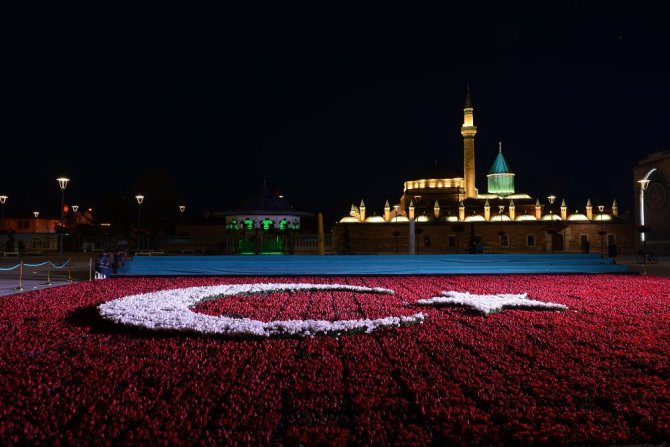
[23,261,49,268]
[49,260,70,269]
[16,261,23,290]
[0,264,21,271]
[0,256,85,290]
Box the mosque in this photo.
[332,88,635,255]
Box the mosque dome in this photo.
[567,213,589,221]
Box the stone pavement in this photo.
[0,253,668,298]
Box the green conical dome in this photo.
[487,142,515,196]
[488,146,512,174]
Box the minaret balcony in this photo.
[461,126,477,137]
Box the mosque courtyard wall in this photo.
[332,221,636,255]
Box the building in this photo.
[634,150,670,254]
[172,180,317,254]
[333,88,635,255]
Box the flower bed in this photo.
[1,275,669,446]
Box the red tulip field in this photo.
[1,275,668,446]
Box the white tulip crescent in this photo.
[98,283,425,337]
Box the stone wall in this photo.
[332,221,636,255]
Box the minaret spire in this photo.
[461,85,477,199]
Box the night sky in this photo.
[1,3,669,227]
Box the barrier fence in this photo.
[0,258,95,292]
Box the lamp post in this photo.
[33,211,39,232]
[135,195,144,251]
[0,195,7,247]
[392,205,400,254]
[179,205,186,224]
[547,195,556,208]
[57,177,70,262]
[597,204,605,258]
[638,169,656,275]
[498,204,505,252]
[0,195,7,228]
[547,195,556,253]
[71,205,79,226]
[637,168,656,244]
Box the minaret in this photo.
[433,200,440,219]
[458,201,465,222]
[560,199,567,221]
[484,199,491,221]
[535,198,542,220]
[586,199,593,220]
[408,199,415,220]
[612,199,618,217]
[509,199,516,221]
[359,199,366,222]
[384,200,391,222]
[461,86,477,199]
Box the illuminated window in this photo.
[227,219,239,230]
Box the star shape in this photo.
[416,291,567,315]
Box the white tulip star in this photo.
[416,291,567,315]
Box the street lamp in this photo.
[498,204,505,252]
[0,195,7,226]
[392,205,400,254]
[597,204,605,258]
[547,195,556,208]
[0,195,7,246]
[33,211,39,233]
[135,195,144,251]
[547,195,557,253]
[179,205,186,224]
[57,177,70,262]
[638,168,656,275]
[72,205,79,212]
[637,168,656,244]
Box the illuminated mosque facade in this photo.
[332,88,635,254]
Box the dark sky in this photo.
[1,2,669,226]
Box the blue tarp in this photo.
[114,254,629,276]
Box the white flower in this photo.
[99,283,424,337]
[416,291,567,315]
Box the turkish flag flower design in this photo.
[0,274,669,446]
